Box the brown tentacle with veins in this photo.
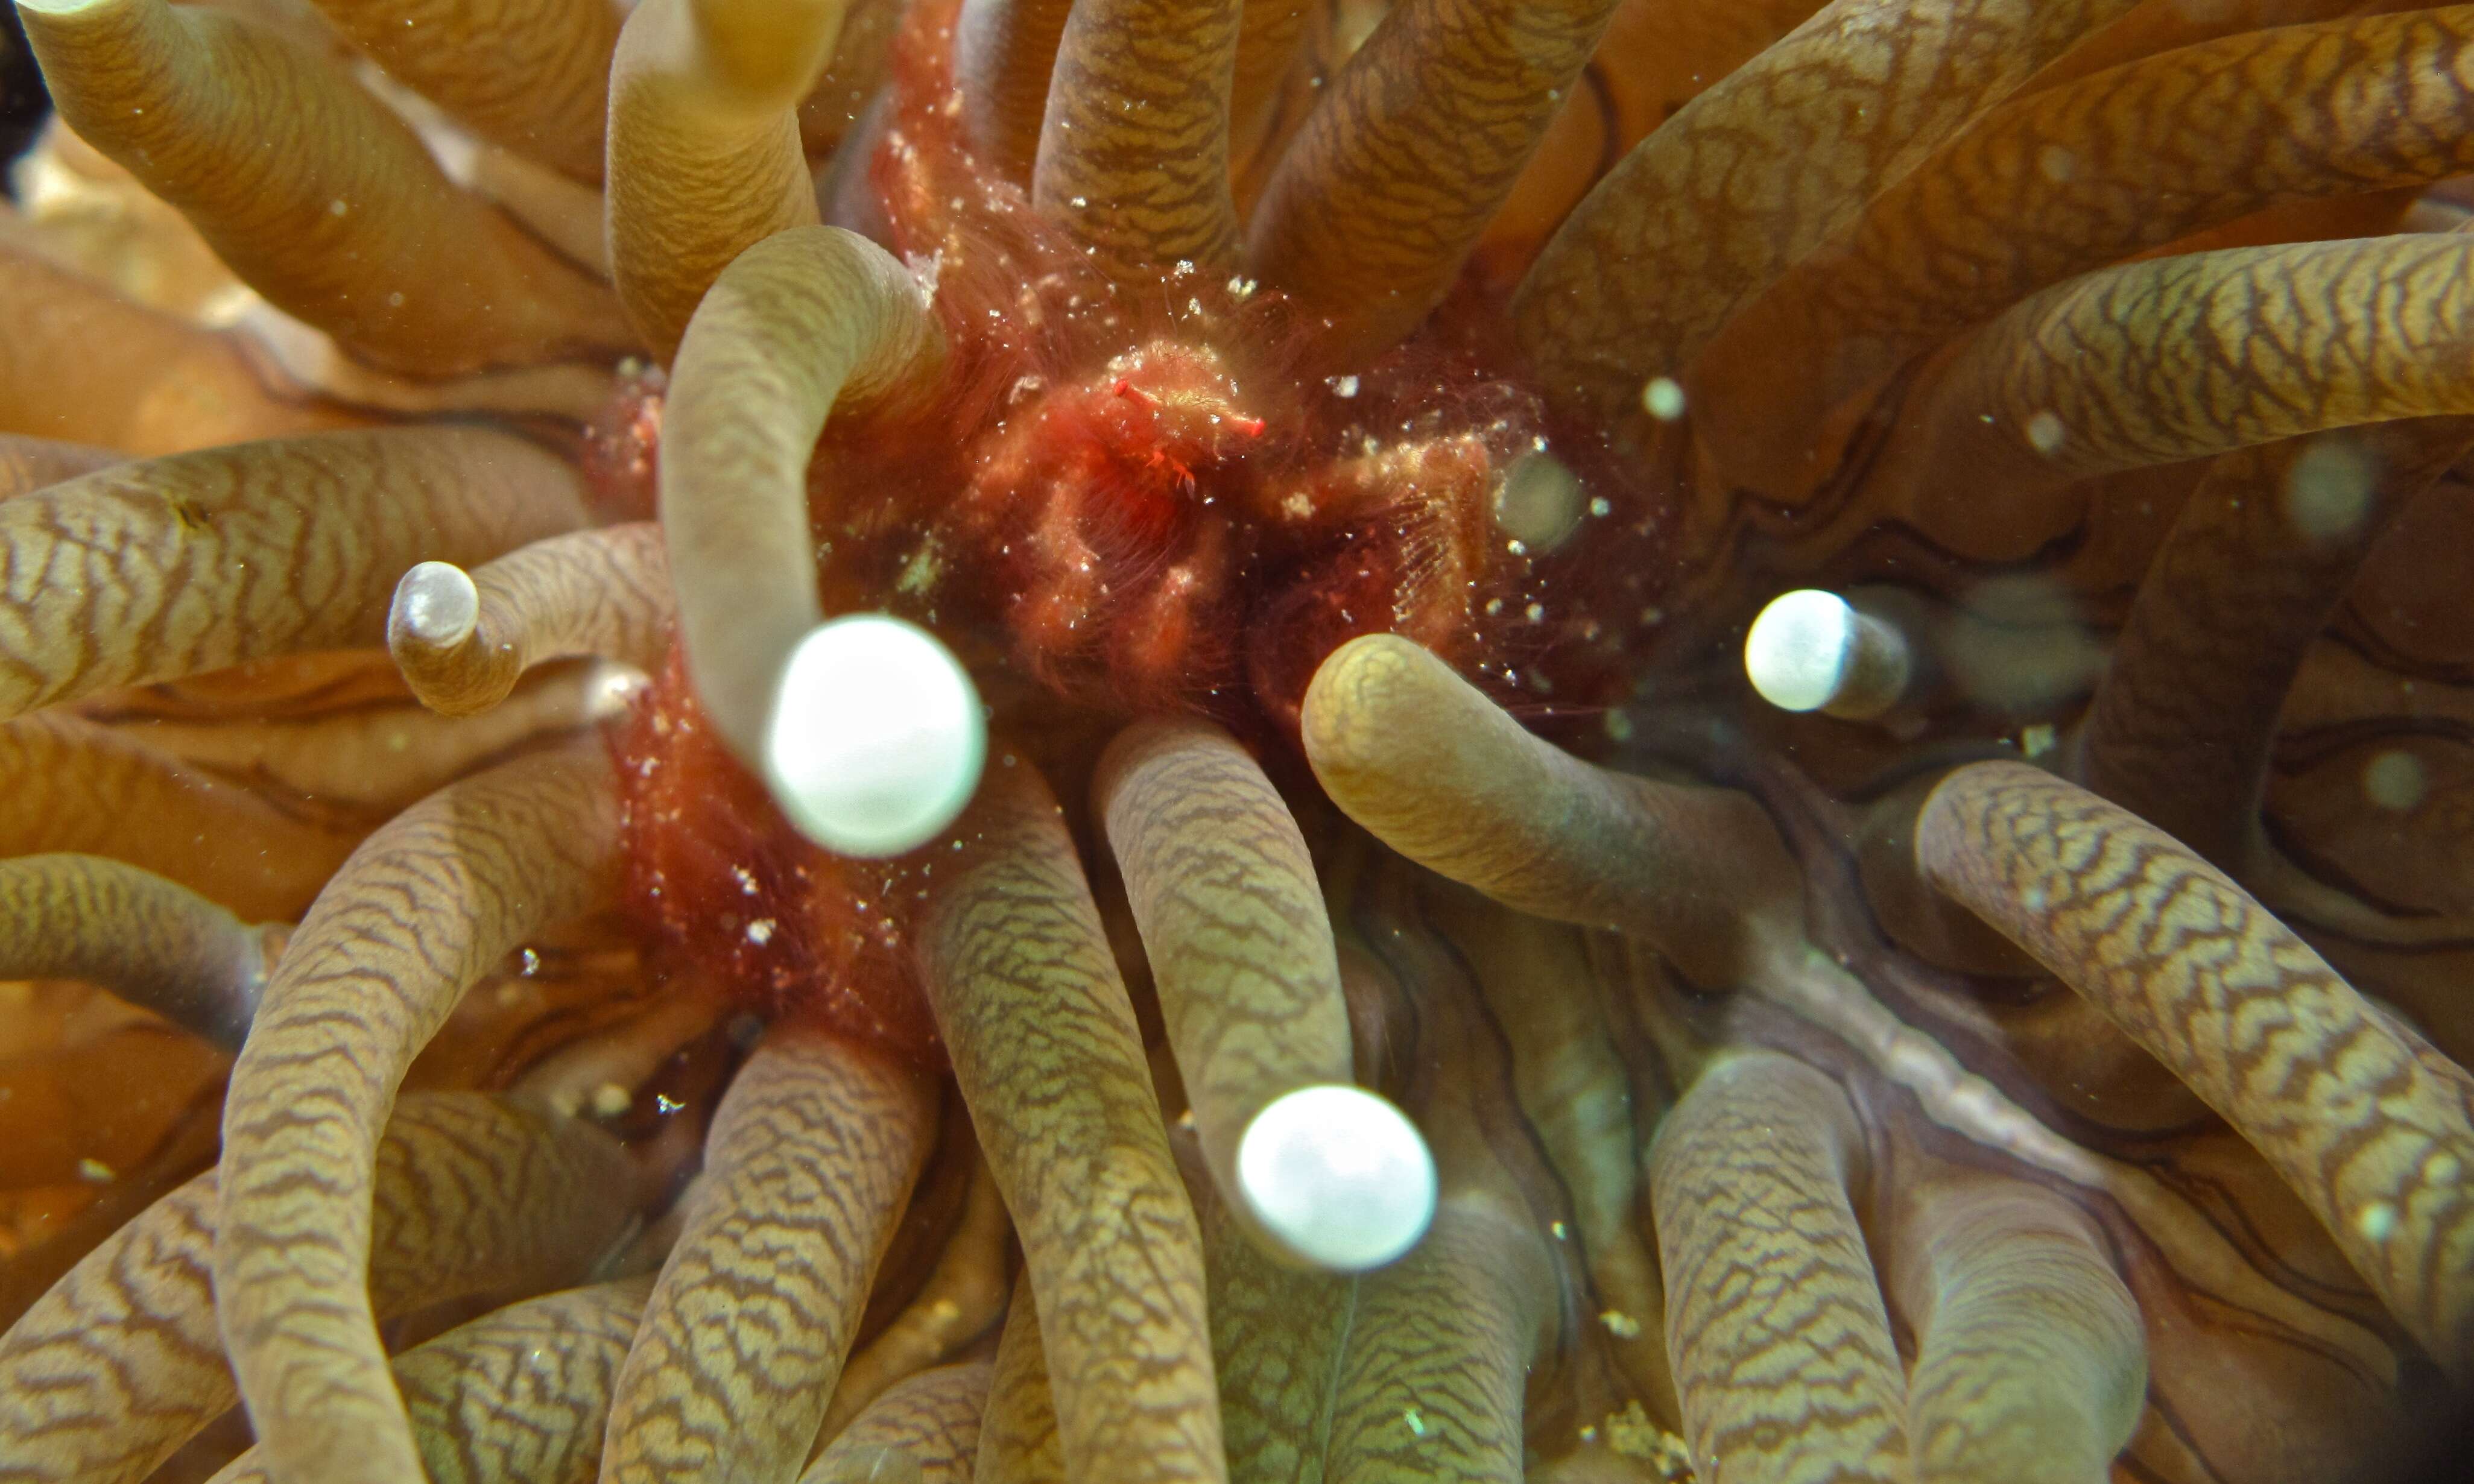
[0,1093,637,1484]
[917,750,1224,1483]
[207,1275,657,1484]
[214,746,625,1484]
[601,1028,937,1483]
[9,0,2474,1481]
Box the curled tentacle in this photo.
[0,428,589,720]
[1916,760,2474,1377]
[0,1093,636,1484]
[602,1028,937,1483]
[389,522,674,719]
[17,0,622,375]
[917,750,1225,1482]
[658,226,952,800]
[214,747,623,1484]
[1302,633,1796,984]
[0,854,282,1049]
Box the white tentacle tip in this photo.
[762,614,986,859]
[1744,588,1911,719]
[390,561,480,649]
[1237,1084,1437,1272]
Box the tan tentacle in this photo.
[2080,420,2473,867]
[1033,0,1244,278]
[1302,633,1796,985]
[1648,1050,1909,1484]
[601,1028,937,1483]
[214,747,622,1484]
[303,0,624,183]
[1916,760,2474,1377]
[1321,1186,1556,1484]
[917,751,1226,1482]
[0,245,363,455]
[18,0,623,376]
[0,428,587,719]
[390,523,673,718]
[820,1152,1013,1438]
[1196,1169,1352,1482]
[955,0,1077,183]
[1513,0,2143,440]
[89,659,637,815]
[0,434,118,499]
[0,710,363,921]
[206,1276,654,1484]
[0,854,281,1049]
[0,1093,636,1484]
[803,1359,993,1484]
[1887,1166,2147,1484]
[1095,716,1358,1262]
[660,225,944,766]
[1879,234,2474,555]
[1244,0,1620,370]
[1690,7,2474,496]
[605,0,849,361]
[973,1286,1068,1483]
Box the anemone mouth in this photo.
[4,4,2474,1484]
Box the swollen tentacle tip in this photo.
[1236,1084,1437,1272]
[390,561,482,651]
[763,614,986,859]
[1745,589,1911,720]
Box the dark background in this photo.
[1,3,46,188]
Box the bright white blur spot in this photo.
[2362,748,2429,813]
[763,614,986,859]
[2025,410,2066,454]
[393,561,479,646]
[1642,376,1686,421]
[1237,1084,1435,1272]
[2285,437,2378,543]
[1745,589,1860,712]
[1493,450,1585,551]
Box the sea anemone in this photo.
[2,2,2470,1483]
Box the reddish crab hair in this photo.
[610,0,1669,1053]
